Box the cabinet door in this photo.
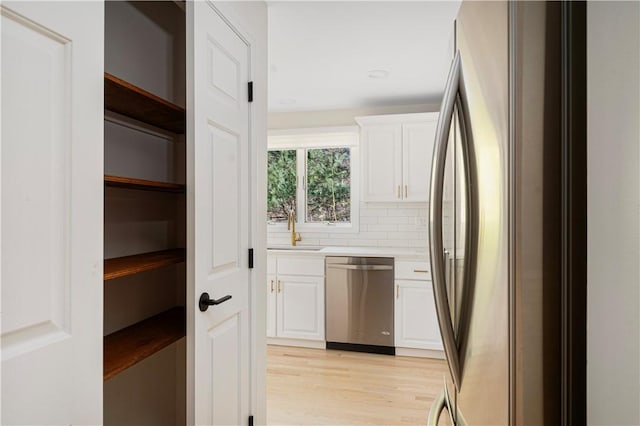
[276,275,324,341]
[267,274,277,338]
[362,124,403,202]
[395,280,443,350]
[1,2,104,424]
[403,120,437,202]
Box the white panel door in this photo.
[395,280,443,350]
[267,274,277,338]
[1,2,103,424]
[276,275,324,341]
[403,120,437,202]
[363,124,402,202]
[189,2,251,425]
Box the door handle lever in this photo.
[199,292,232,312]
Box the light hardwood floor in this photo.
[267,345,449,425]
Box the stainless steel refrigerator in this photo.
[427,2,586,424]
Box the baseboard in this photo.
[267,337,326,349]
[267,339,446,359]
[395,347,445,359]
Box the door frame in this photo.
[185,1,267,424]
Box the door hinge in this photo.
[248,81,253,102]
[248,248,254,269]
[248,415,254,426]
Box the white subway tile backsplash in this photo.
[367,224,398,232]
[360,216,379,225]
[360,208,387,217]
[327,233,353,240]
[267,201,440,250]
[387,208,421,217]
[384,239,417,248]
[357,231,389,240]
[378,216,410,225]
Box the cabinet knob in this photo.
[199,292,232,312]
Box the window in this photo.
[267,150,297,223]
[267,127,359,231]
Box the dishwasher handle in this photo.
[326,264,393,271]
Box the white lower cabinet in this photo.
[277,275,324,340]
[394,260,443,353]
[267,254,325,343]
[267,254,441,353]
[394,279,443,350]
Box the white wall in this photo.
[269,103,439,129]
[587,2,640,425]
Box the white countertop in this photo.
[267,245,428,260]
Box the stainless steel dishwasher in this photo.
[325,256,395,354]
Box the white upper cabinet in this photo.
[403,120,438,201]
[357,113,438,202]
[360,124,403,202]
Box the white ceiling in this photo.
[268,1,462,113]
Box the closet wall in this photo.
[103,2,186,425]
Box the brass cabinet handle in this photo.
[270,280,274,293]
[397,185,401,199]
[405,185,408,198]
[396,284,399,299]
[414,269,430,273]
[277,280,281,293]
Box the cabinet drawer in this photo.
[277,256,324,277]
[395,260,431,281]
[267,256,277,274]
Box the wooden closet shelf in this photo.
[104,249,186,281]
[104,307,185,381]
[105,174,186,193]
[104,73,185,134]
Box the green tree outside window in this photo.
[267,150,296,223]
[267,147,352,225]
[306,148,350,223]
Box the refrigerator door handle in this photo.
[429,51,464,391]
[426,389,447,426]
[427,378,457,426]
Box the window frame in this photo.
[267,126,360,233]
